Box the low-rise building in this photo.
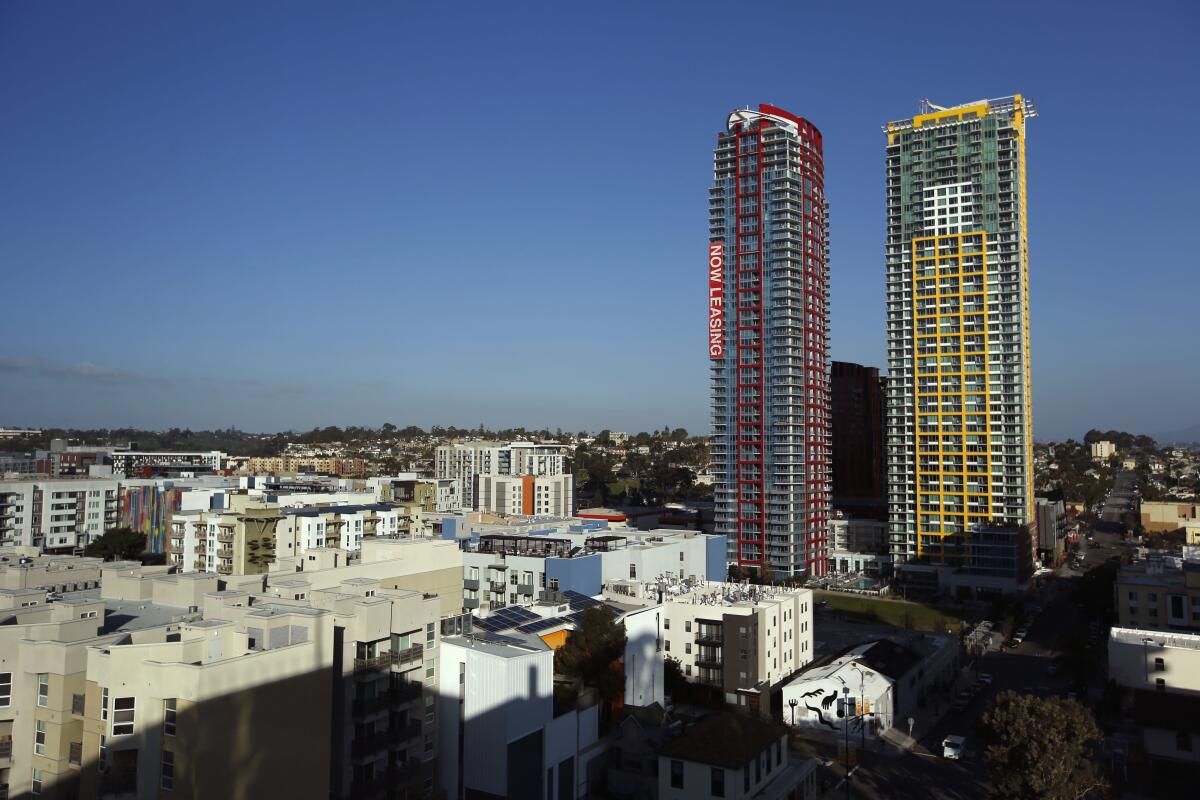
[1115,554,1200,632]
[779,635,958,739]
[1141,501,1200,534]
[1108,626,1200,764]
[605,580,813,710]
[657,712,817,800]
[111,449,226,477]
[462,525,726,612]
[827,517,889,577]
[476,473,575,517]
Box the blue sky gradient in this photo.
[2,1,1197,439]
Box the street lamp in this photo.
[847,663,869,750]
[842,685,852,800]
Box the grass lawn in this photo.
[814,590,969,633]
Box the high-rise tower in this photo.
[710,104,830,579]
[883,96,1037,584]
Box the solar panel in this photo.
[516,617,567,634]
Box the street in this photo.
[797,475,1140,798]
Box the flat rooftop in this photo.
[1112,626,1200,651]
[60,588,191,634]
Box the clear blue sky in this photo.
[2,1,1197,440]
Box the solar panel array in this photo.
[473,593,622,636]
[471,606,539,632]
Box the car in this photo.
[943,735,967,760]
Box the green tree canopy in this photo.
[85,527,147,561]
[980,691,1104,800]
[554,607,627,706]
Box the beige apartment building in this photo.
[2,540,464,800]
[245,456,367,477]
[169,495,281,575]
[1140,501,1200,534]
[1116,556,1200,632]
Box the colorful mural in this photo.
[119,486,183,554]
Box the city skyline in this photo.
[2,2,1198,438]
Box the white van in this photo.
[943,735,966,760]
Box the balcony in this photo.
[390,718,423,746]
[695,655,724,669]
[72,692,86,716]
[695,629,724,645]
[517,582,535,595]
[0,739,10,760]
[216,562,233,575]
[353,692,392,716]
[463,597,479,610]
[352,729,391,757]
[167,543,184,555]
[217,547,234,559]
[217,531,235,544]
[463,577,480,591]
[392,680,423,703]
[488,581,507,594]
[353,644,424,674]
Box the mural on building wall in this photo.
[119,486,183,553]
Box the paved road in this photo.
[1095,470,1138,535]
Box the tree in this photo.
[555,607,627,715]
[980,691,1104,800]
[85,527,147,561]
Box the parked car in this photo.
[943,735,966,760]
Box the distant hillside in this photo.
[1155,423,1200,446]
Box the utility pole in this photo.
[843,685,851,800]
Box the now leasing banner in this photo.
[708,241,725,359]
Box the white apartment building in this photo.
[436,441,569,510]
[1091,440,1117,461]
[827,517,889,576]
[437,635,607,800]
[110,449,226,476]
[275,503,422,556]
[0,477,120,552]
[604,580,814,707]
[475,473,575,518]
[1108,626,1200,764]
[462,525,725,612]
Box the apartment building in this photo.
[376,477,463,514]
[1090,440,1117,461]
[245,456,367,477]
[1141,501,1200,534]
[0,552,103,593]
[827,516,889,576]
[110,450,226,477]
[437,635,607,800]
[435,441,569,510]
[462,525,726,612]
[0,478,120,552]
[605,579,814,709]
[1115,554,1200,632]
[831,362,886,521]
[1108,627,1200,764]
[2,540,464,800]
[1034,497,1067,566]
[168,494,280,575]
[475,473,574,518]
[710,104,832,578]
[884,96,1037,592]
[274,503,426,559]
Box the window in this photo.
[38,673,49,706]
[164,698,177,736]
[629,564,636,579]
[113,697,135,735]
[427,622,435,645]
[711,767,725,797]
[35,719,46,755]
[685,621,692,633]
[425,659,435,679]
[162,749,175,790]
[32,769,43,796]
[1156,678,1166,692]
[101,687,109,721]
[0,672,10,707]
[670,760,684,789]
[1154,657,1166,672]
[663,618,670,630]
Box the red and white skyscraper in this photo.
[709,104,831,578]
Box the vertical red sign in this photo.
[708,241,725,359]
